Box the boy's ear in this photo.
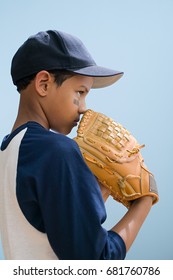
[35,70,52,96]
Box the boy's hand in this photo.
[74,109,159,208]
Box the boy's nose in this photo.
[78,99,87,114]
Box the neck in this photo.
[12,92,49,132]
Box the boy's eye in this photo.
[77,91,84,96]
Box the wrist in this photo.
[131,196,153,208]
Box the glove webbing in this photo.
[77,109,131,152]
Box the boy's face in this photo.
[44,74,94,135]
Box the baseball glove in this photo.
[74,109,159,208]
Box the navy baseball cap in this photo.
[11,30,124,89]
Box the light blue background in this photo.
[0,0,172,260]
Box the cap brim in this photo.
[69,65,124,88]
[92,73,123,88]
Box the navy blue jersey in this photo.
[0,121,126,259]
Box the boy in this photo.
[0,30,154,259]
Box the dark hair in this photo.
[16,70,75,92]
